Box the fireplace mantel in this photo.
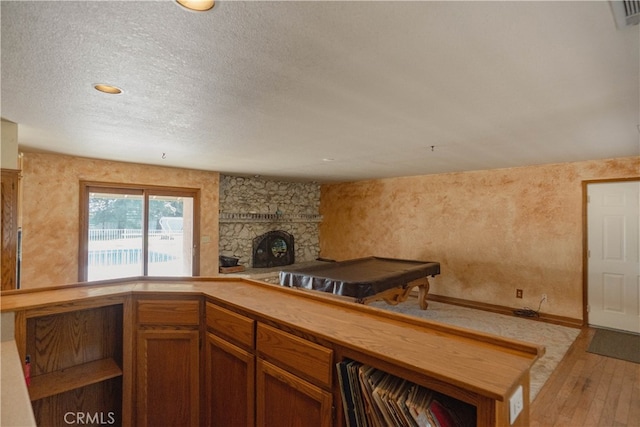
[219,212,322,223]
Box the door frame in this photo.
[582,177,640,327]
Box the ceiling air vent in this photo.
[610,0,640,28]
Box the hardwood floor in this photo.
[530,327,640,427]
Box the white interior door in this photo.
[587,181,640,333]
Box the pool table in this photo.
[279,256,440,309]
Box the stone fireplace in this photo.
[252,230,295,268]
[218,175,321,269]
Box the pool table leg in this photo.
[361,276,431,309]
[417,278,430,310]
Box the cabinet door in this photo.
[136,329,200,427]
[206,333,255,427]
[256,359,332,427]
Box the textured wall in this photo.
[319,157,639,321]
[1,120,19,169]
[20,152,220,288]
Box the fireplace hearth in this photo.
[252,230,295,268]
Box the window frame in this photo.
[79,181,201,281]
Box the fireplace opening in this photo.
[252,230,294,268]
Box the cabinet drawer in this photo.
[206,302,255,349]
[257,323,332,388]
[137,299,200,325]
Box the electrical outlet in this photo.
[509,385,524,424]
[516,289,523,298]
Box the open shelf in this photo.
[24,303,124,425]
[29,357,123,401]
[337,359,476,427]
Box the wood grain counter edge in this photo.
[1,277,542,402]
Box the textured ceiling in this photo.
[1,0,638,182]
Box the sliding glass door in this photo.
[147,194,194,277]
[80,183,199,281]
[86,189,144,281]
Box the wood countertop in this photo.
[1,277,542,403]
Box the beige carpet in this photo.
[369,299,580,401]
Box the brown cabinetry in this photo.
[256,359,332,427]
[135,298,201,427]
[205,303,255,426]
[2,280,539,427]
[256,323,333,427]
[205,302,334,427]
[1,168,19,290]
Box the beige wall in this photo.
[319,157,639,322]
[20,152,220,288]
[1,120,19,169]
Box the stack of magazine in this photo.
[336,360,476,427]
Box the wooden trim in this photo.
[581,177,640,328]
[427,293,583,329]
[121,296,134,427]
[19,296,127,319]
[142,193,150,277]
[14,310,27,368]
[190,192,201,277]
[2,276,544,358]
[80,181,201,194]
[1,277,139,296]
[2,169,20,290]
[209,279,545,357]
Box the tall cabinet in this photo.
[1,168,19,290]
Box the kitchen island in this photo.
[1,277,541,426]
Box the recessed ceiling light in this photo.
[322,158,335,162]
[176,0,215,12]
[94,84,122,95]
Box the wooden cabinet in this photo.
[135,298,202,427]
[205,303,334,427]
[256,323,333,427]
[2,280,540,427]
[205,303,255,426]
[1,168,19,290]
[23,303,124,426]
[256,359,332,427]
